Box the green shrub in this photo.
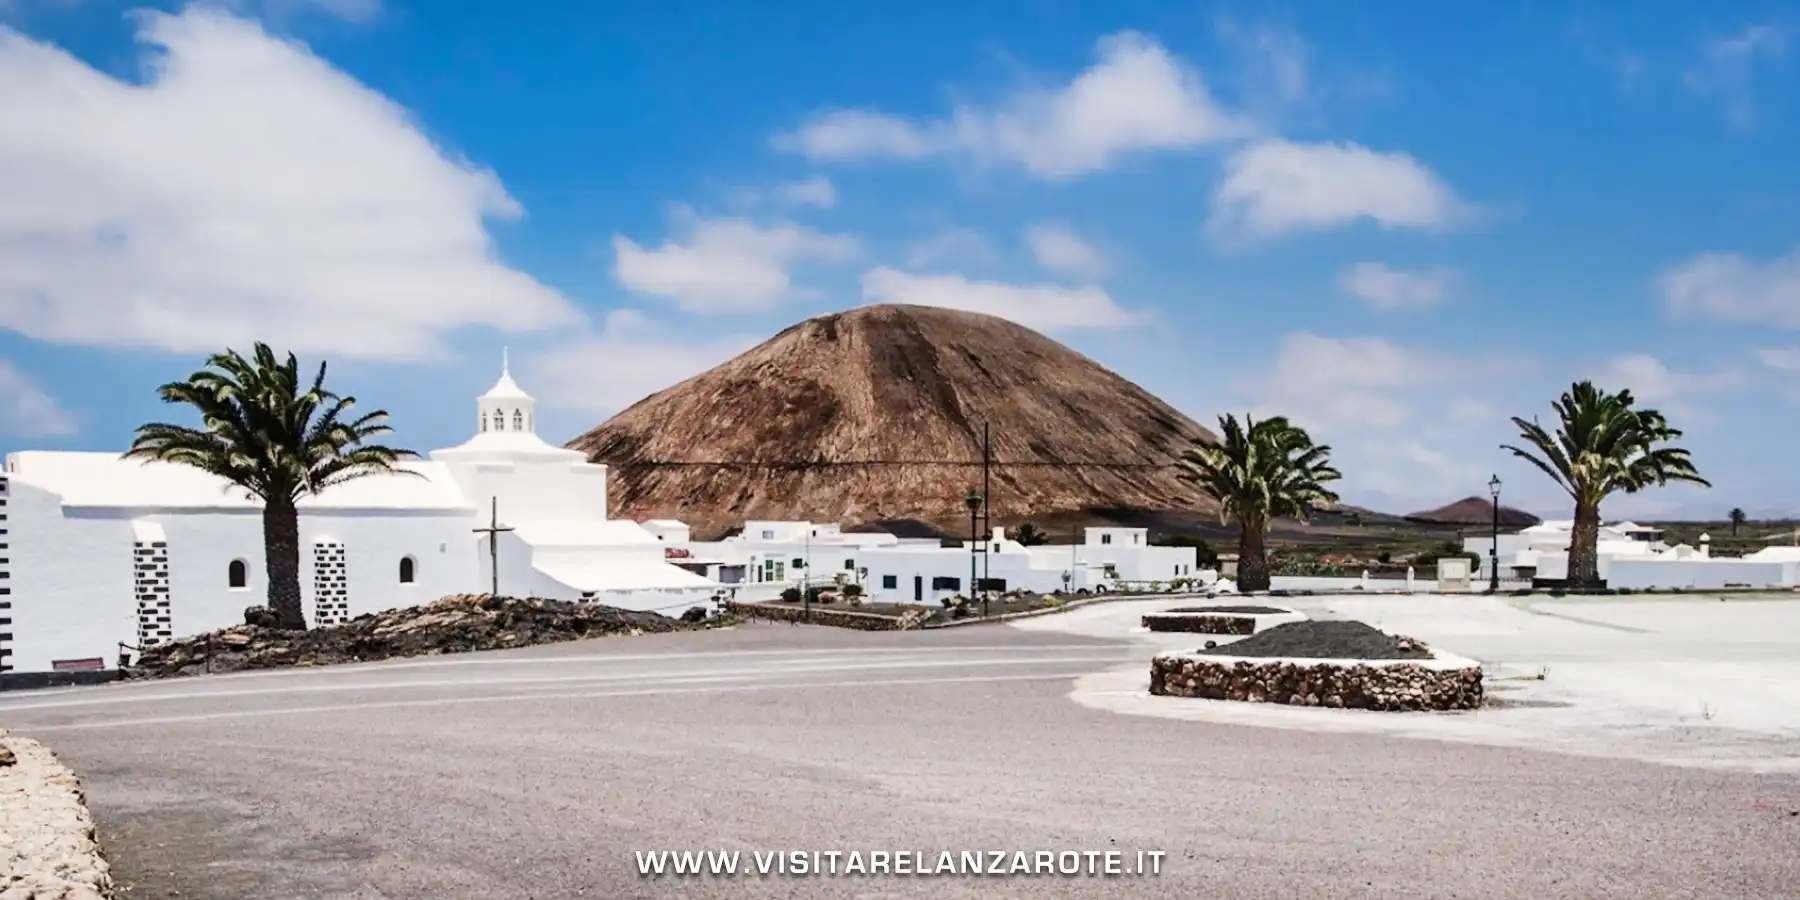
[780,587,802,604]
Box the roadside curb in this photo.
[0,728,115,899]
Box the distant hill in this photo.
[1404,496,1542,529]
[566,304,1221,537]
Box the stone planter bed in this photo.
[1140,605,1307,635]
[1149,620,1483,712]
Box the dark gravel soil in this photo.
[1197,620,1433,660]
[1162,605,1288,615]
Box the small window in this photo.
[481,412,489,432]
[931,576,961,591]
[761,530,775,539]
[399,556,416,584]
[882,575,898,589]
[512,409,524,430]
[843,558,855,570]
[227,559,248,589]
[792,558,805,569]
[1101,534,1112,545]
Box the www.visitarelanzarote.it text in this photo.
[637,849,1167,878]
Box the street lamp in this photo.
[964,488,984,616]
[1488,474,1503,593]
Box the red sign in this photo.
[52,657,106,672]
[664,547,691,559]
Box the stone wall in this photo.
[1149,654,1483,711]
[1140,613,1255,635]
[724,601,931,631]
[0,729,114,899]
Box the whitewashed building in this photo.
[647,521,1202,605]
[0,359,720,675]
[1465,520,1800,589]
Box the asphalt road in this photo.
[2,621,1797,899]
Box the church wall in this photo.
[1,490,482,673]
[5,481,137,673]
[441,461,610,529]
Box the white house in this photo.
[645,521,1202,605]
[0,357,720,675]
[1464,519,1799,589]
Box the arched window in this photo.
[512,409,524,430]
[228,558,248,589]
[399,556,417,584]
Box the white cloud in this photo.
[528,309,761,417]
[775,30,1250,179]
[1684,24,1795,129]
[1447,397,1497,423]
[776,176,837,209]
[1247,332,1526,434]
[905,227,998,268]
[1209,139,1468,242]
[859,267,1144,333]
[0,358,76,436]
[1660,246,1800,328]
[1756,346,1800,373]
[1025,223,1109,279]
[732,177,838,210]
[1337,262,1457,310]
[0,8,576,361]
[1213,15,1310,115]
[1590,353,1743,422]
[612,215,859,313]
[1593,354,1743,403]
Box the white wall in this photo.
[1606,558,1795,590]
[5,474,478,673]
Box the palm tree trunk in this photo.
[263,498,308,630]
[1567,501,1602,588]
[1236,518,1271,592]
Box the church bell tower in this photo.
[478,348,536,436]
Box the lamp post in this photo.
[1488,474,1503,593]
[964,489,984,616]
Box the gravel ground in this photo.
[2,622,1797,899]
[0,728,114,899]
[1199,620,1433,660]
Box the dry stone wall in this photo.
[1140,613,1255,635]
[0,729,114,899]
[725,601,931,631]
[1150,654,1483,712]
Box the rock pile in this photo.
[1150,620,1483,712]
[127,594,713,679]
[0,729,115,899]
[1198,620,1433,660]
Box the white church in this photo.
[0,359,722,675]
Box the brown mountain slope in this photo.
[566,304,1220,537]
[1405,497,1542,529]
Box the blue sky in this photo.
[0,0,1796,520]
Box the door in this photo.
[913,575,923,603]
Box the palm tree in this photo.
[1502,381,1708,589]
[1180,414,1341,592]
[1729,507,1748,537]
[1011,521,1051,546]
[126,344,418,630]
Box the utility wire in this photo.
[601,458,1185,471]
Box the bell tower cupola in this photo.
[477,347,536,436]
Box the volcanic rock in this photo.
[566,304,1219,536]
[126,594,714,679]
